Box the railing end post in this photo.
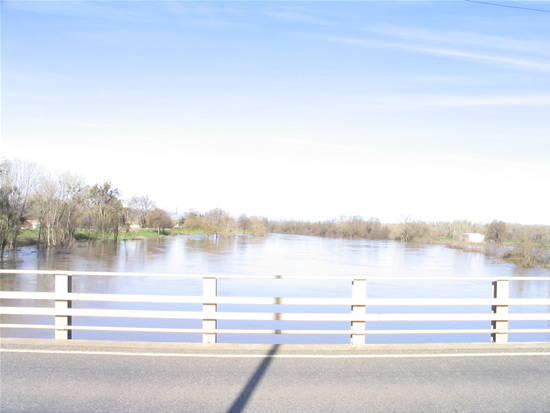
[202,276,218,344]
[351,279,367,345]
[491,279,509,344]
[55,273,72,340]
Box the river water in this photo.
[1,234,549,344]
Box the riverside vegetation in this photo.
[2,158,549,268]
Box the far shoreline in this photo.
[6,230,550,270]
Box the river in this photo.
[1,234,549,344]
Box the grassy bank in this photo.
[113,228,206,240]
[16,228,207,247]
[439,239,550,269]
[14,229,41,247]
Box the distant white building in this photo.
[21,220,39,230]
[462,233,485,243]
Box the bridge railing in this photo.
[1,269,550,344]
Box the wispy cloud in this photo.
[320,26,550,72]
[406,45,550,71]
[3,0,145,21]
[260,10,335,26]
[4,1,247,30]
[370,26,550,56]
[333,94,550,110]
[419,94,550,107]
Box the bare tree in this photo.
[238,214,250,234]
[0,159,43,256]
[128,195,156,228]
[146,208,173,234]
[202,208,236,238]
[183,209,202,234]
[399,215,413,242]
[486,220,507,245]
[249,216,267,236]
[87,181,124,242]
[396,215,431,242]
[365,217,390,240]
[34,172,86,248]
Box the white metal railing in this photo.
[1,269,550,344]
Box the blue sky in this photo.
[2,1,549,224]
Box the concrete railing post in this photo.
[203,277,217,344]
[491,279,509,344]
[351,279,367,345]
[55,273,72,340]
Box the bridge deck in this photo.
[2,339,550,412]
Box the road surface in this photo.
[2,339,550,412]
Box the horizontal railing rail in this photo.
[1,270,549,344]
[4,307,550,321]
[3,292,550,306]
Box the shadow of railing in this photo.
[227,344,280,413]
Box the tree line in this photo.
[1,159,172,255]
[270,216,550,245]
[181,209,268,238]
[268,216,390,240]
[2,158,549,265]
[0,158,269,256]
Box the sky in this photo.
[2,1,549,225]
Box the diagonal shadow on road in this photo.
[226,343,280,413]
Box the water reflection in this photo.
[1,234,548,343]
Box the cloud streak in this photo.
[333,93,550,110]
[260,10,335,26]
[369,26,550,56]
[407,45,550,71]
[320,28,550,72]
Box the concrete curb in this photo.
[2,337,550,356]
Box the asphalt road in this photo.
[2,339,550,412]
